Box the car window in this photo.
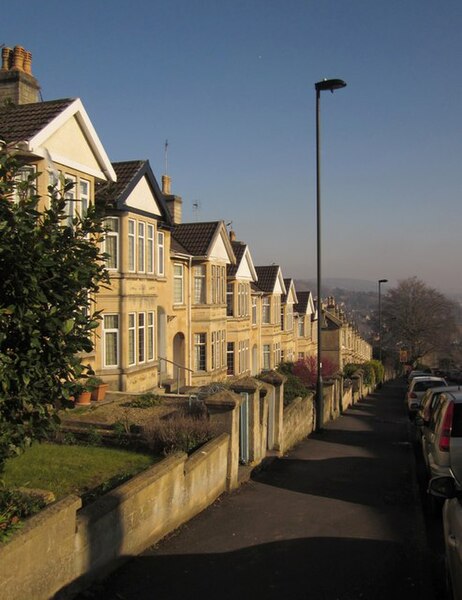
[452,405,462,437]
[414,381,444,392]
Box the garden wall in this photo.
[281,392,315,453]
[0,433,230,600]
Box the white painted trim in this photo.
[33,147,110,180]
[28,99,116,182]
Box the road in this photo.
[78,379,447,600]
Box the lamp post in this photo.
[315,78,347,433]
[378,279,388,363]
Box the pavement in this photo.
[80,380,442,600]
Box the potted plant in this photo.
[91,378,109,402]
[72,378,95,406]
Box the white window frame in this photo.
[263,344,271,370]
[104,217,119,271]
[262,297,271,324]
[193,264,206,304]
[103,314,119,368]
[157,231,165,276]
[147,224,155,274]
[128,219,136,272]
[138,222,145,273]
[147,311,155,361]
[138,312,146,364]
[252,296,257,325]
[173,263,184,304]
[128,313,136,366]
[194,333,206,372]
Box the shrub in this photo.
[0,488,46,543]
[277,362,294,376]
[369,360,385,384]
[143,407,216,455]
[283,373,310,406]
[293,355,337,388]
[343,363,361,379]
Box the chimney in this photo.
[162,175,182,224]
[229,229,236,242]
[162,174,171,195]
[0,45,41,105]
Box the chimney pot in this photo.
[23,51,32,75]
[12,46,26,71]
[229,229,236,242]
[1,47,12,71]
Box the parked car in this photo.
[421,390,462,482]
[405,376,447,418]
[415,386,459,442]
[407,370,428,383]
[428,476,462,599]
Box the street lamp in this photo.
[378,279,388,363]
[315,78,347,433]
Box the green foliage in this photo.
[360,362,376,386]
[0,488,46,543]
[0,146,109,471]
[125,393,163,409]
[368,359,385,384]
[343,363,361,379]
[283,373,310,406]
[277,362,294,376]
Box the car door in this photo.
[443,497,462,598]
[449,403,462,484]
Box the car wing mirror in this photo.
[428,476,458,499]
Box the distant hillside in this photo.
[294,278,379,294]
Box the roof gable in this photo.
[282,278,298,305]
[255,265,286,295]
[295,291,315,315]
[172,221,235,263]
[235,248,257,281]
[95,160,172,223]
[0,98,115,181]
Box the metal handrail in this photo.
[158,356,193,392]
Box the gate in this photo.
[239,392,250,464]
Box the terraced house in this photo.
[0,46,372,395]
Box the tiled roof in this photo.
[0,98,75,142]
[170,236,191,256]
[255,265,279,293]
[95,161,145,206]
[227,241,247,277]
[295,291,312,314]
[172,222,221,257]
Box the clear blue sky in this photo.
[5,0,462,293]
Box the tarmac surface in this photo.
[80,380,443,600]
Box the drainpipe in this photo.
[188,255,192,385]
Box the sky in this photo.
[4,0,462,293]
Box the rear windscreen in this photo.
[452,405,462,437]
[414,381,445,392]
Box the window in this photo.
[138,313,145,363]
[157,231,165,276]
[221,330,226,367]
[194,333,206,371]
[174,264,184,304]
[128,219,135,272]
[103,314,119,367]
[147,312,155,361]
[227,342,235,375]
[138,222,145,272]
[263,344,271,370]
[64,175,76,226]
[128,313,136,366]
[274,297,281,326]
[147,224,155,274]
[227,283,234,316]
[13,165,36,203]
[298,316,305,337]
[212,331,219,370]
[79,179,90,217]
[193,265,206,304]
[274,342,281,366]
[239,340,249,373]
[252,297,257,325]
[104,217,119,270]
[281,306,285,331]
[212,265,226,304]
[262,297,271,324]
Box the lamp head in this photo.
[378,279,388,284]
[315,78,347,93]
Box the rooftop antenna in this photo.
[192,200,201,221]
[164,139,169,175]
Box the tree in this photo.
[293,355,338,387]
[0,145,109,470]
[381,277,457,365]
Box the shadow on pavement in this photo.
[82,536,431,600]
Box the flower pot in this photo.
[75,391,92,405]
[91,383,108,402]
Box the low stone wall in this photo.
[281,392,315,454]
[0,434,230,600]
